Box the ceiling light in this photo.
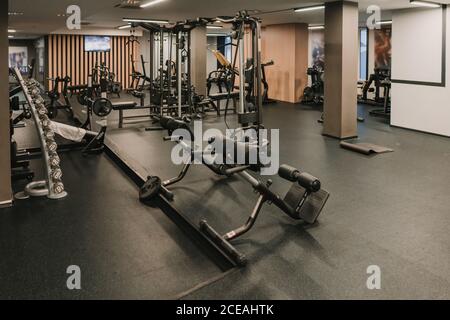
[8,12,24,16]
[207,25,223,29]
[376,20,393,25]
[118,24,132,29]
[207,33,228,37]
[410,0,441,8]
[123,17,169,24]
[8,35,14,39]
[308,25,324,30]
[294,5,325,13]
[140,0,166,8]
[8,29,16,33]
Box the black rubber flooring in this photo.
[104,95,450,299]
[4,92,450,299]
[2,115,228,299]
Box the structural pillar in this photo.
[323,1,359,139]
[0,0,12,207]
[190,26,207,96]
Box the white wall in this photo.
[391,7,450,137]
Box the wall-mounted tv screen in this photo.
[84,36,111,52]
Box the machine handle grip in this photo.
[278,164,321,192]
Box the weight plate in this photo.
[93,98,112,117]
[139,176,162,202]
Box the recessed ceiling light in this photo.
[8,29,16,33]
[8,12,24,16]
[294,5,325,13]
[308,25,324,30]
[410,0,441,8]
[57,13,66,17]
[118,24,132,29]
[123,17,169,24]
[140,0,166,8]
[376,20,393,25]
[207,25,223,29]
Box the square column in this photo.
[323,1,359,139]
[190,26,207,97]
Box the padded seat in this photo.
[112,101,138,110]
[206,92,239,116]
[112,101,154,129]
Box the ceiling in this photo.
[8,0,450,38]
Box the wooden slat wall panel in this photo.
[46,34,136,89]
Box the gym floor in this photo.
[3,95,450,299]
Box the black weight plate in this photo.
[139,176,162,202]
[92,98,112,117]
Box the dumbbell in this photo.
[44,130,55,140]
[36,105,47,113]
[52,182,65,194]
[41,118,51,128]
[37,107,48,116]
[51,168,63,180]
[278,164,321,192]
[46,140,58,152]
[49,153,60,167]
[33,97,45,105]
[29,88,40,96]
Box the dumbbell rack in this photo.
[13,67,67,200]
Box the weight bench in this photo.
[112,101,152,128]
[139,116,330,266]
[207,91,240,116]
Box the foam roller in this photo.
[278,164,321,192]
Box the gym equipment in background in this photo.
[131,19,214,126]
[91,63,122,98]
[139,12,330,266]
[11,67,68,200]
[261,60,275,104]
[10,68,110,200]
[368,78,391,119]
[45,76,74,119]
[358,67,391,106]
[9,95,34,182]
[302,65,324,105]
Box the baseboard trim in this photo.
[322,133,358,141]
[390,125,450,139]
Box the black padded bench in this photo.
[207,91,240,116]
[112,101,152,128]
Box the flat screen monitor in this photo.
[84,36,111,52]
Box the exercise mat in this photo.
[340,140,394,155]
